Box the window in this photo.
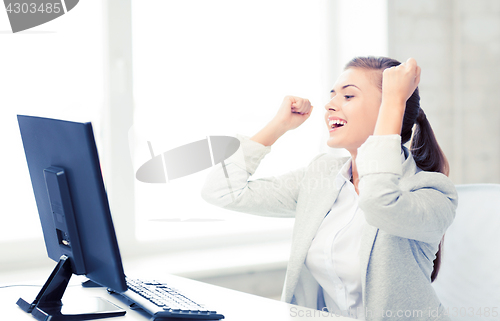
[0,2,103,246]
[130,0,327,242]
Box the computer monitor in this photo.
[17,115,128,320]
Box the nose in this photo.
[324,96,338,112]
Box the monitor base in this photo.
[16,255,126,320]
[31,297,125,321]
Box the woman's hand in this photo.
[381,57,421,107]
[373,58,421,136]
[250,96,313,147]
[271,95,314,132]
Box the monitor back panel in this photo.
[18,115,127,292]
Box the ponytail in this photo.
[344,56,450,283]
[410,108,450,176]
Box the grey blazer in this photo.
[201,133,458,321]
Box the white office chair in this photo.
[431,184,500,320]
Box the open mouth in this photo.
[328,119,346,131]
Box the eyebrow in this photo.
[330,84,360,94]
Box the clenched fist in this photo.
[272,95,314,132]
[382,57,421,108]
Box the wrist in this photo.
[250,120,287,147]
[381,95,406,108]
[374,101,405,136]
[379,98,406,119]
[268,118,289,135]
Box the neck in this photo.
[350,151,359,185]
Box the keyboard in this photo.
[120,278,225,320]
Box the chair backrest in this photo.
[431,184,500,319]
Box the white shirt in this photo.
[305,148,406,320]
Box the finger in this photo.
[414,67,420,80]
[289,96,299,106]
[296,98,306,109]
[403,59,415,74]
[301,105,313,115]
[406,57,416,67]
[291,102,303,112]
[303,103,312,114]
[298,99,310,112]
[415,67,421,85]
[290,97,300,109]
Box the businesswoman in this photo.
[201,56,458,320]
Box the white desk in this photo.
[0,273,356,320]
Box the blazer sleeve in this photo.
[355,134,458,244]
[201,133,323,218]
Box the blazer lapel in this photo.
[284,155,347,302]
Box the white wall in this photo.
[388,0,500,184]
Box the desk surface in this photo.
[0,273,356,321]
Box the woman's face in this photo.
[324,67,382,154]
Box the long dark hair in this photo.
[344,56,449,283]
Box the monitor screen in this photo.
[18,115,127,293]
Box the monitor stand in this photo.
[16,255,126,321]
